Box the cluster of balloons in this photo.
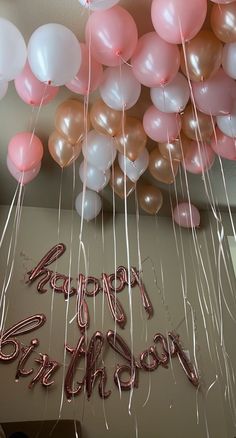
[3,0,236,223]
[7,132,43,185]
[76,98,152,220]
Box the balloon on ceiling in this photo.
[4,0,236,222]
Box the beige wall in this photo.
[0,205,235,438]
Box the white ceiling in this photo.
[0,0,235,216]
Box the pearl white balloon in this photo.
[79,0,119,10]
[222,42,236,79]
[79,160,110,192]
[0,80,8,100]
[118,148,149,182]
[150,72,190,113]
[28,24,81,86]
[100,65,141,110]
[75,190,102,221]
[0,18,27,81]
[217,101,236,138]
[82,130,116,171]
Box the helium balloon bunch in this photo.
[4,0,236,224]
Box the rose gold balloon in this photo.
[159,133,190,162]
[149,148,179,184]
[55,99,90,144]
[110,162,135,199]
[180,30,223,82]
[211,2,236,43]
[138,183,163,215]
[48,130,82,168]
[182,104,215,142]
[115,117,147,162]
[90,99,124,137]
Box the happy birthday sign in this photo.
[26,243,154,331]
[0,244,199,401]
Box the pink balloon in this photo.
[173,202,200,228]
[14,61,59,106]
[66,43,103,95]
[182,141,215,174]
[131,32,180,87]
[151,0,207,44]
[192,68,236,116]
[8,132,44,172]
[143,105,181,143]
[85,6,138,67]
[7,155,41,185]
[210,127,236,160]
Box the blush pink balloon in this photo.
[182,141,215,174]
[131,32,180,87]
[66,43,103,95]
[85,6,138,67]
[8,132,44,172]
[14,61,59,106]
[210,127,236,160]
[192,68,236,116]
[143,105,181,143]
[7,155,41,185]
[173,202,200,228]
[151,0,207,44]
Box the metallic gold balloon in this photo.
[90,99,124,137]
[114,117,147,162]
[48,130,81,168]
[109,162,135,199]
[149,148,179,184]
[180,30,223,82]
[211,2,236,43]
[55,99,90,144]
[159,133,190,162]
[138,183,163,215]
[182,104,215,142]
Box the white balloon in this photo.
[0,80,8,100]
[0,18,27,81]
[118,148,149,182]
[222,42,236,80]
[82,130,116,171]
[79,160,110,192]
[79,0,119,10]
[75,190,102,221]
[28,24,81,86]
[217,101,236,138]
[150,73,190,113]
[100,65,141,110]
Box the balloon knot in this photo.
[115,49,121,57]
[160,79,167,86]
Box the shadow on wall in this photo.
[0,420,81,438]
